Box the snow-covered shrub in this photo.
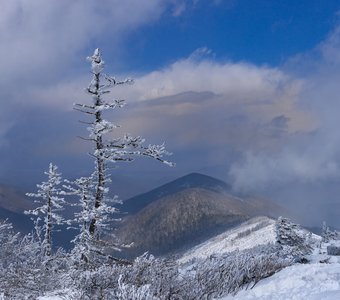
[64,245,293,299]
[0,225,291,300]
[180,245,290,299]
[327,245,340,256]
[119,253,181,299]
[68,253,180,300]
[116,275,158,300]
[0,220,69,299]
[67,264,121,299]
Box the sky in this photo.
[1,0,340,226]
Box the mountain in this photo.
[117,173,286,257]
[120,172,231,214]
[0,184,33,233]
[0,184,33,213]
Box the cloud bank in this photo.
[228,25,340,193]
[2,1,340,226]
[0,0,166,84]
[0,0,174,147]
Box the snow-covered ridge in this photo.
[179,216,276,264]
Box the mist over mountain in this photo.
[0,173,294,255]
[117,173,286,257]
[0,184,33,213]
[0,184,33,233]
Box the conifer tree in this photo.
[74,49,173,246]
[25,163,65,256]
[63,175,122,263]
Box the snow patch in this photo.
[180,216,276,264]
[220,262,340,300]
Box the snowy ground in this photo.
[220,244,340,300]
[220,260,340,300]
[179,216,276,264]
[179,216,340,300]
[37,290,76,300]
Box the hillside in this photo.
[120,172,231,214]
[0,184,33,213]
[117,174,286,257]
[0,184,33,233]
[119,188,248,257]
[179,216,276,264]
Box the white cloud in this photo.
[319,24,340,65]
[3,2,340,199]
[229,150,340,193]
[120,53,314,138]
[0,0,167,87]
[7,45,312,132]
[229,24,340,192]
[130,58,289,101]
[12,48,314,159]
[0,0,172,141]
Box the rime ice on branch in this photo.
[74,48,174,240]
[62,175,122,263]
[25,163,65,256]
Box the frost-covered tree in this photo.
[63,176,95,261]
[0,219,69,299]
[25,163,65,256]
[63,175,123,264]
[74,49,173,243]
[0,220,20,268]
[321,221,338,243]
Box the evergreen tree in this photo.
[25,163,65,256]
[63,175,123,264]
[73,48,173,259]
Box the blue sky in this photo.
[1,0,340,226]
[116,0,340,71]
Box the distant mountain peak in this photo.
[174,172,230,190]
[118,173,286,257]
[121,172,231,214]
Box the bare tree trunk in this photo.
[45,192,52,256]
[89,73,105,237]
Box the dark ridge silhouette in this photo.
[0,207,32,234]
[121,172,231,214]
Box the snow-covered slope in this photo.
[221,259,340,300]
[219,239,340,300]
[179,216,276,264]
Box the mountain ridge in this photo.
[117,173,286,257]
[121,172,231,215]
